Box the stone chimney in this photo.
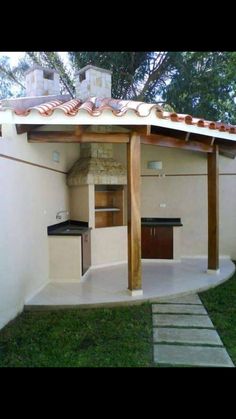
[25,65,60,97]
[67,143,127,186]
[75,65,112,100]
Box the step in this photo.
[157,294,202,305]
[152,304,207,314]
[153,314,214,328]
[153,327,223,345]
[154,344,234,367]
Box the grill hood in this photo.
[67,143,127,186]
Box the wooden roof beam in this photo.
[28,131,130,143]
[219,146,236,159]
[141,134,213,153]
[123,125,151,135]
[28,130,215,151]
[16,124,44,135]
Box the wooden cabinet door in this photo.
[82,232,91,275]
[141,226,155,258]
[154,226,173,259]
[141,225,173,259]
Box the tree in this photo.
[68,51,176,102]
[0,56,26,99]
[162,52,236,124]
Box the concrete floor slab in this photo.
[154,344,234,367]
[25,258,235,308]
[152,304,207,314]
[153,328,223,345]
[153,314,214,328]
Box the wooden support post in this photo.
[207,144,219,271]
[127,132,142,293]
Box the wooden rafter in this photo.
[16,124,44,135]
[141,134,213,153]
[121,125,151,135]
[219,146,236,159]
[28,131,130,143]
[185,132,191,142]
[80,132,130,143]
[28,130,213,151]
[27,128,236,158]
[28,131,81,143]
[215,138,236,159]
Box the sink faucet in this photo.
[56,210,69,220]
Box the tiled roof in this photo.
[3,97,236,135]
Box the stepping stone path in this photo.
[152,294,234,367]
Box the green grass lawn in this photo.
[0,264,236,367]
[0,303,153,367]
[199,262,236,365]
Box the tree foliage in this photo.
[68,51,176,102]
[162,52,236,124]
[0,51,235,124]
[0,56,26,99]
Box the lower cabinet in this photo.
[141,225,173,259]
[81,231,91,275]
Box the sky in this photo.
[0,51,70,67]
[0,52,72,97]
[0,51,25,65]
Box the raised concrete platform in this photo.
[25,258,235,309]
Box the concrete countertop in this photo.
[141,217,183,227]
[48,220,91,236]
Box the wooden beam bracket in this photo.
[185,132,191,142]
[141,133,213,153]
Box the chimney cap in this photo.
[75,65,112,76]
[25,64,59,76]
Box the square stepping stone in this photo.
[153,314,214,328]
[154,344,234,367]
[152,304,207,315]
[157,294,202,305]
[153,328,223,345]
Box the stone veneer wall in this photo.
[67,143,127,185]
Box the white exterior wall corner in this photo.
[0,124,80,330]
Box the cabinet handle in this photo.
[153,228,155,237]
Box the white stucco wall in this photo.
[69,184,95,228]
[113,143,236,260]
[0,124,80,330]
[142,146,236,258]
[1,124,236,330]
[91,227,127,266]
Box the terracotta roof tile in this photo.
[3,96,236,135]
